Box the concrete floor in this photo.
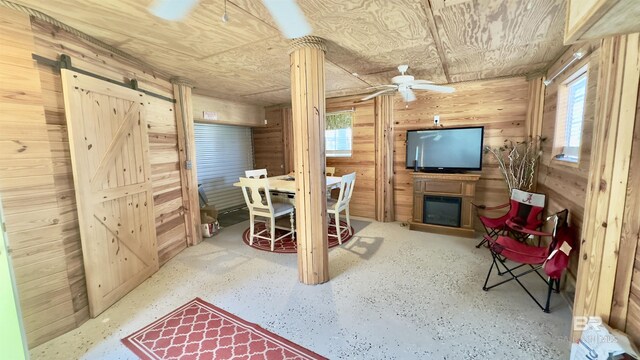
[31,219,573,359]
[217,206,250,228]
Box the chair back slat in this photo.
[239,177,272,213]
[335,172,356,208]
[245,169,268,179]
[511,189,545,207]
[509,189,546,228]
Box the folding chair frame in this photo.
[472,202,509,248]
[482,243,560,313]
[481,209,568,313]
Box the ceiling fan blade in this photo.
[366,84,398,90]
[359,88,397,102]
[149,0,199,20]
[262,0,312,39]
[411,84,455,93]
[410,79,435,85]
[400,88,416,102]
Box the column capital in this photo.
[289,36,326,54]
[171,77,194,87]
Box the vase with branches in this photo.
[484,136,545,194]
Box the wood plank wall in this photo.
[259,79,528,221]
[326,96,376,219]
[393,77,529,222]
[254,97,376,219]
[571,33,640,341]
[0,9,188,347]
[626,76,640,347]
[253,108,287,176]
[30,19,188,264]
[192,93,265,127]
[0,8,82,348]
[536,42,600,278]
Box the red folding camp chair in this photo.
[472,189,546,248]
[482,209,573,313]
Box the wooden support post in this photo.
[289,36,329,285]
[525,74,545,191]
[572,33,640,339]
[172,77,202,246]
[525,74,545,139]
[282,107,294,174]
[375,95,395,222]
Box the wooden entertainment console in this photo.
[409,172,481,238]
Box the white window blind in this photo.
[562,74,587,161]
[326,111,353,157]
[195,123,254,211]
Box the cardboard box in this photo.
[200,205,218,223]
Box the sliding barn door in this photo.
[61,70,159,317]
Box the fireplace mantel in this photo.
[409,172,480,238]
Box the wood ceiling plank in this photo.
[433,0,566,79]
[13,0,279,58]
[424,0,452,82]
[7,0,568,105]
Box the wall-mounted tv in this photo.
[405,126,484,173]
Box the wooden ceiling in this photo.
[12,0,567,105]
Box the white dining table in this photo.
[233,175,342,193]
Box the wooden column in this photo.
[172,78,202,246]
[572,33,640,339]
[525,74,545,139]
[375,95,395,222]
[282,107,294,174]
[290,36,329,285]
[525,74,545,191]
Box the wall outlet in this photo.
[434,115,440,125]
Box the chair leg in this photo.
[335,212,342,244]
[290,211,295,240]
[345,206,352,236]
[270,217,276,251]
[482,254,497,291]
[544,277,554,313]
[249,213,255,245]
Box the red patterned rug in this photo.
[122,298,327,360]
[242,220,354,253]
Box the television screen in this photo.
[405,126,484,172]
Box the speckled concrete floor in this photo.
[31,219,573,360]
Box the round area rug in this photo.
[242,220,354,253]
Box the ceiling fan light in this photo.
[149,0,197,21]
[263,0,312,39]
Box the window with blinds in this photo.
[326,111,353,157]
[553,66,588,164]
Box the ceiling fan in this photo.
[360,65,455,103]
[148,0,312,39]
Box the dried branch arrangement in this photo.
[484,136,545,193]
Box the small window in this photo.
[326,111,353,157]
[553,66,588,164]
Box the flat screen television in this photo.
[405,126,484,173]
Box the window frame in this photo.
[552,65,589,166]
[325,110,354,158]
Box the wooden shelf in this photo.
[410,172,480,238]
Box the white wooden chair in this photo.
[327,172,356,244]
[239,177,295,251]
[245,169,267,179]
[325,166,340,199]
